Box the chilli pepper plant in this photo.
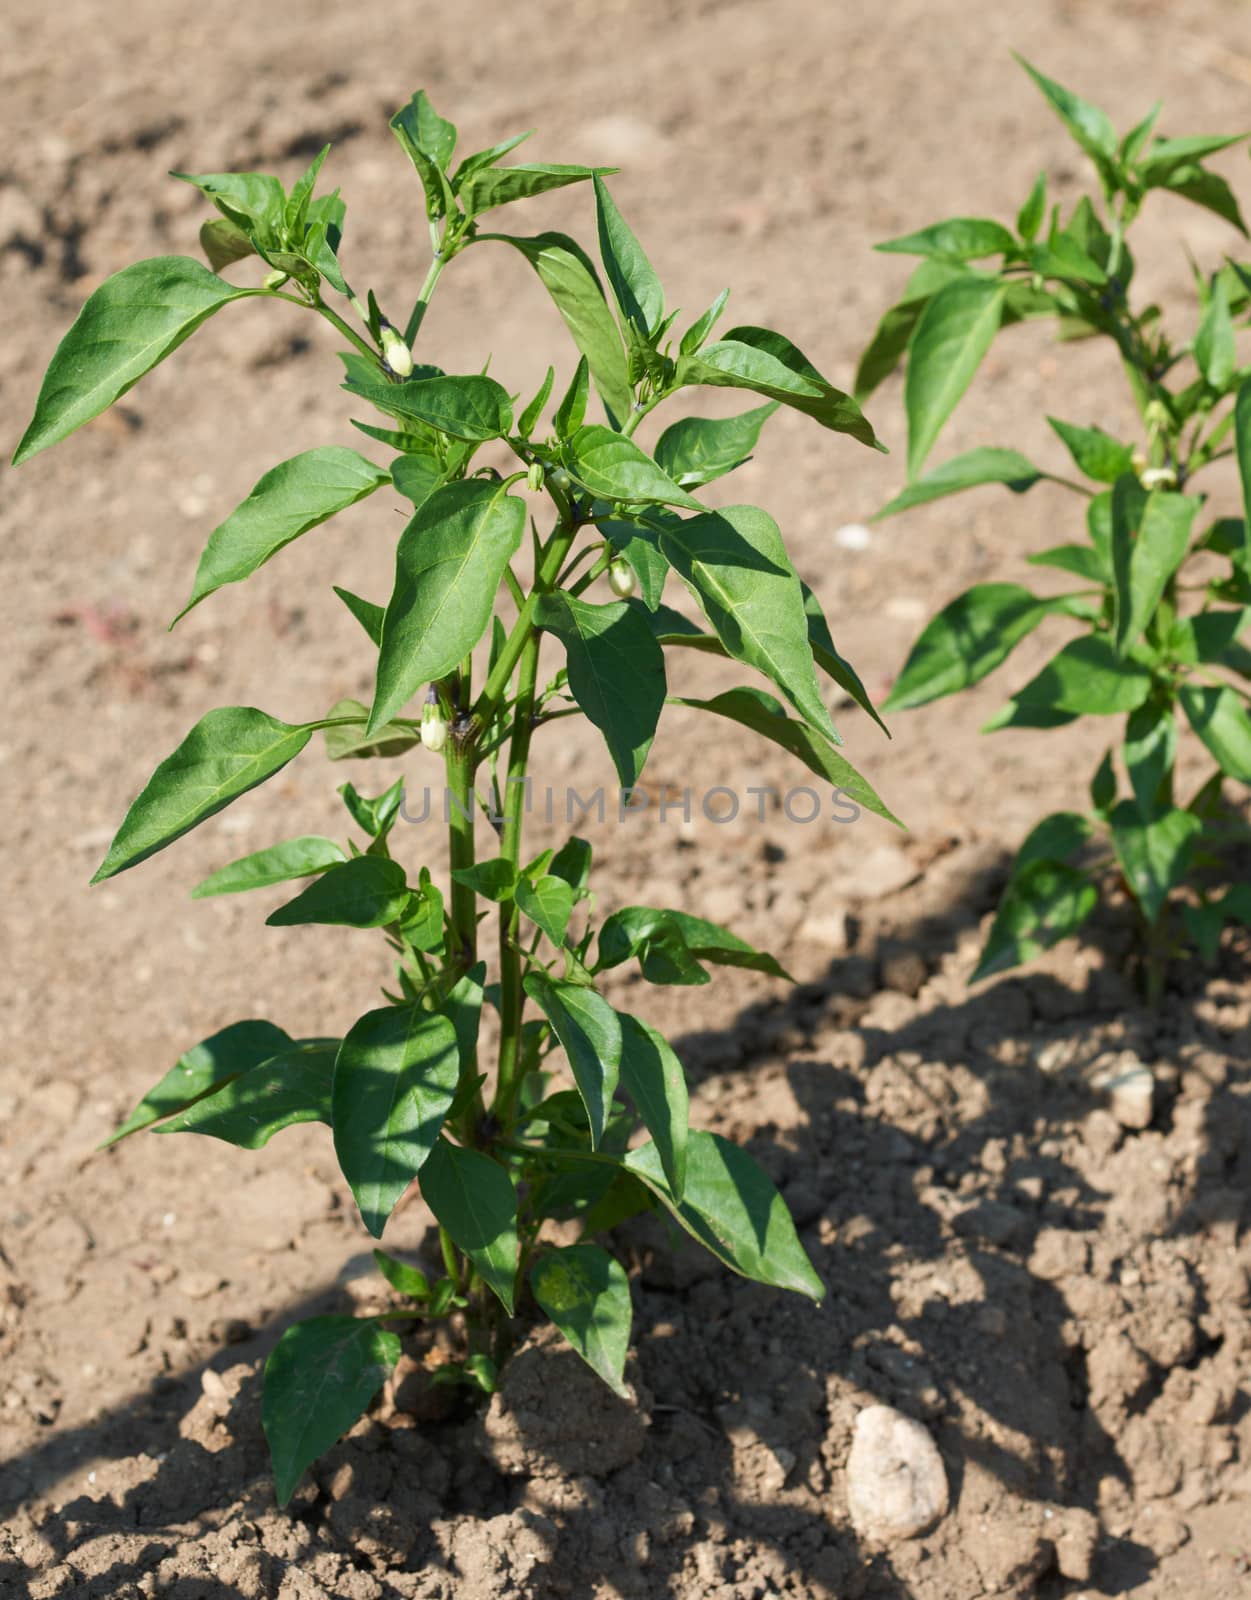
[857,55,1251,1001]
[13,94,896,1502]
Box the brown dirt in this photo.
[4,0,1251,1595]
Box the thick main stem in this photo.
[493,632,540,1121]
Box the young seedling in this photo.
[857,55,1251,1002]
[14,93,895,1503]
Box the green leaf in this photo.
[534,592,666,786]
[653,403,778,489]
[1030,233,1107,287]
[370,480,525,732]
[679,288,730,356]
[518,364,555,437]
[625,1132,823,1301]
[191,836,346,898]
[671,687,900,826]
[389,91,457,217]
[1185,882,1251,960]
[400,873,445,955]
[155,1038,337,1148]
[372,1249,430,1300]
[904,276,1005,478]
[332,1005,460,1238]
[524,974,622,1148]
[92,708,314,883]
[1091,749,1117,812]
[450,858,517,900]
[451,131,534,187]
[334,588,385,646]
[657,504,838,742]
[1110,801,1202,923]
[1138,133,1249,184]
[531,1244,632,1396]
[339,777,405,841]
[1167,607,1250,664]
[594,175,664,339]
[876,447,1042,518]
[100,1018,292,1147]
[854,296,927,405]
[1012,636,1153,716]
[1236,382,1251,530]
[491,232,631,426]
[440,962,487,1077]
[617,1013,688,1200]
[803,584,890,736]
[266,855,410,929]
[596,903,790,985]
[1195,274,1236,389]
[515,874,575,947]
[1124,700,1177,815]
[1047,417,1135,484]
[1111,481,1200,653]
[14,258,254,464]
[463,162,608,216]
[973,858,1098,980]
[563,426,703,510]
[390,453,444,508]
[550,837,593,895]
[323,697,419,762]
[173,170,286,241]
[174,447,389,622]
[885,583,1055,711]
[200,217,254,272]
[876,217,1016,261]
[1027,543,1106,582]
[1017,172,1048,242]
[1180,684,1251,780]
[1161,165,1248,236]
[554,354,591,437]
[342,373,513,442]
[679,325,878,446]
[1015,54,1117,165]
[264,1315,401,1507]
[420,1139,518,1312]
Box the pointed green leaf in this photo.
[92,708,314,883]
[1046,416,1135,484]
[884,583,1054,711]
[419,1139,518,1312]
[332,1005,460,1238]
[1015,55,1117,164]
[854,296,928,405]
[174,447,389,621]
[617,1013,687,1200]
[100,1019,292,1147]
[390,453,444,508]
[563,426,703,510]
[192,836,347,898]
[389,91,457,217]
[876,218,1016,261]
[264,1316,401,1506]
[554,354,590,438]
[534,592,666,786]
[1027,543,1107,582]
[679,325,878,446]
[679,287,730,356]
[515,874,575,948]
[463,162,608,216]
[14,257,254,464]
[322,697,419,761]
[531,1244,632,1396]
[524,973,622,1148]
[200,217,254,272]
[342,373,513,442]
[266,855,410,929]
[1111,481,1200,653]
[671,687,899,826]
[657,504,838,742]
[625,1132,823,1301]
[173,171,286,241]
[155,1038,338,1147]
[452,131,534,187]
[1110,801,1202,923]
[876,447,1042,519]
[594,175,664,338]
[333,590,385,647]
[1017,172,1048,242]
[439,962,486,1078]
[1235,382,1251,530]
[1180,684,1251,780]
[1161,165,1248,235]
[973,857,1098,980]
[1138,133,1249,184]
[1124,700,1177,815]
[370,480,525,731]
[373,1248,431,1300]
[1195,274,1236,389]
[1013,635,1153,715]
[905,277,1005,478]
[653,403,778,489]
[802,584,889,736]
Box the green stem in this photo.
[313,298,382,365]
[493,631,541,1121]
[404,248,448,346]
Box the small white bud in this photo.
[1138,465,1177,491]
[527,461,545,492]
[608,558,636,599]
[263,268,289,290]
[421,699,448,753]
[381,325,414,378]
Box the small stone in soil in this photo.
[844,1403,949,1543]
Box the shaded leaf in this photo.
[156,1038,337,1147]
[420,1139,518,1311]
[524,973,622,1147]
[531,1244,631,1396]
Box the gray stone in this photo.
[844,1404,949,1542]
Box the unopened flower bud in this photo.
[1131,449,1148,474]
[263,268,289,290]
[421,697,448,753]
[608,558,636,599]
[381,325,414,378]
[1139,465,1177,491]
[527,461,545,492]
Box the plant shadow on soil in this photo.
[3,846,1249,1598]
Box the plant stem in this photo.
[493,633,540,1122]
[312,298,382,365]
[405,248,448,346]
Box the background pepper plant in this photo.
[856,54,1251,1003]
[13,92,897,1504]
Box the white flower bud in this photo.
[527,461,545,492]
[1138,465,1177,491]
[263,269,289,290]
[608,558,636,598]
[381,325,414,378]
[421,699,449,753]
